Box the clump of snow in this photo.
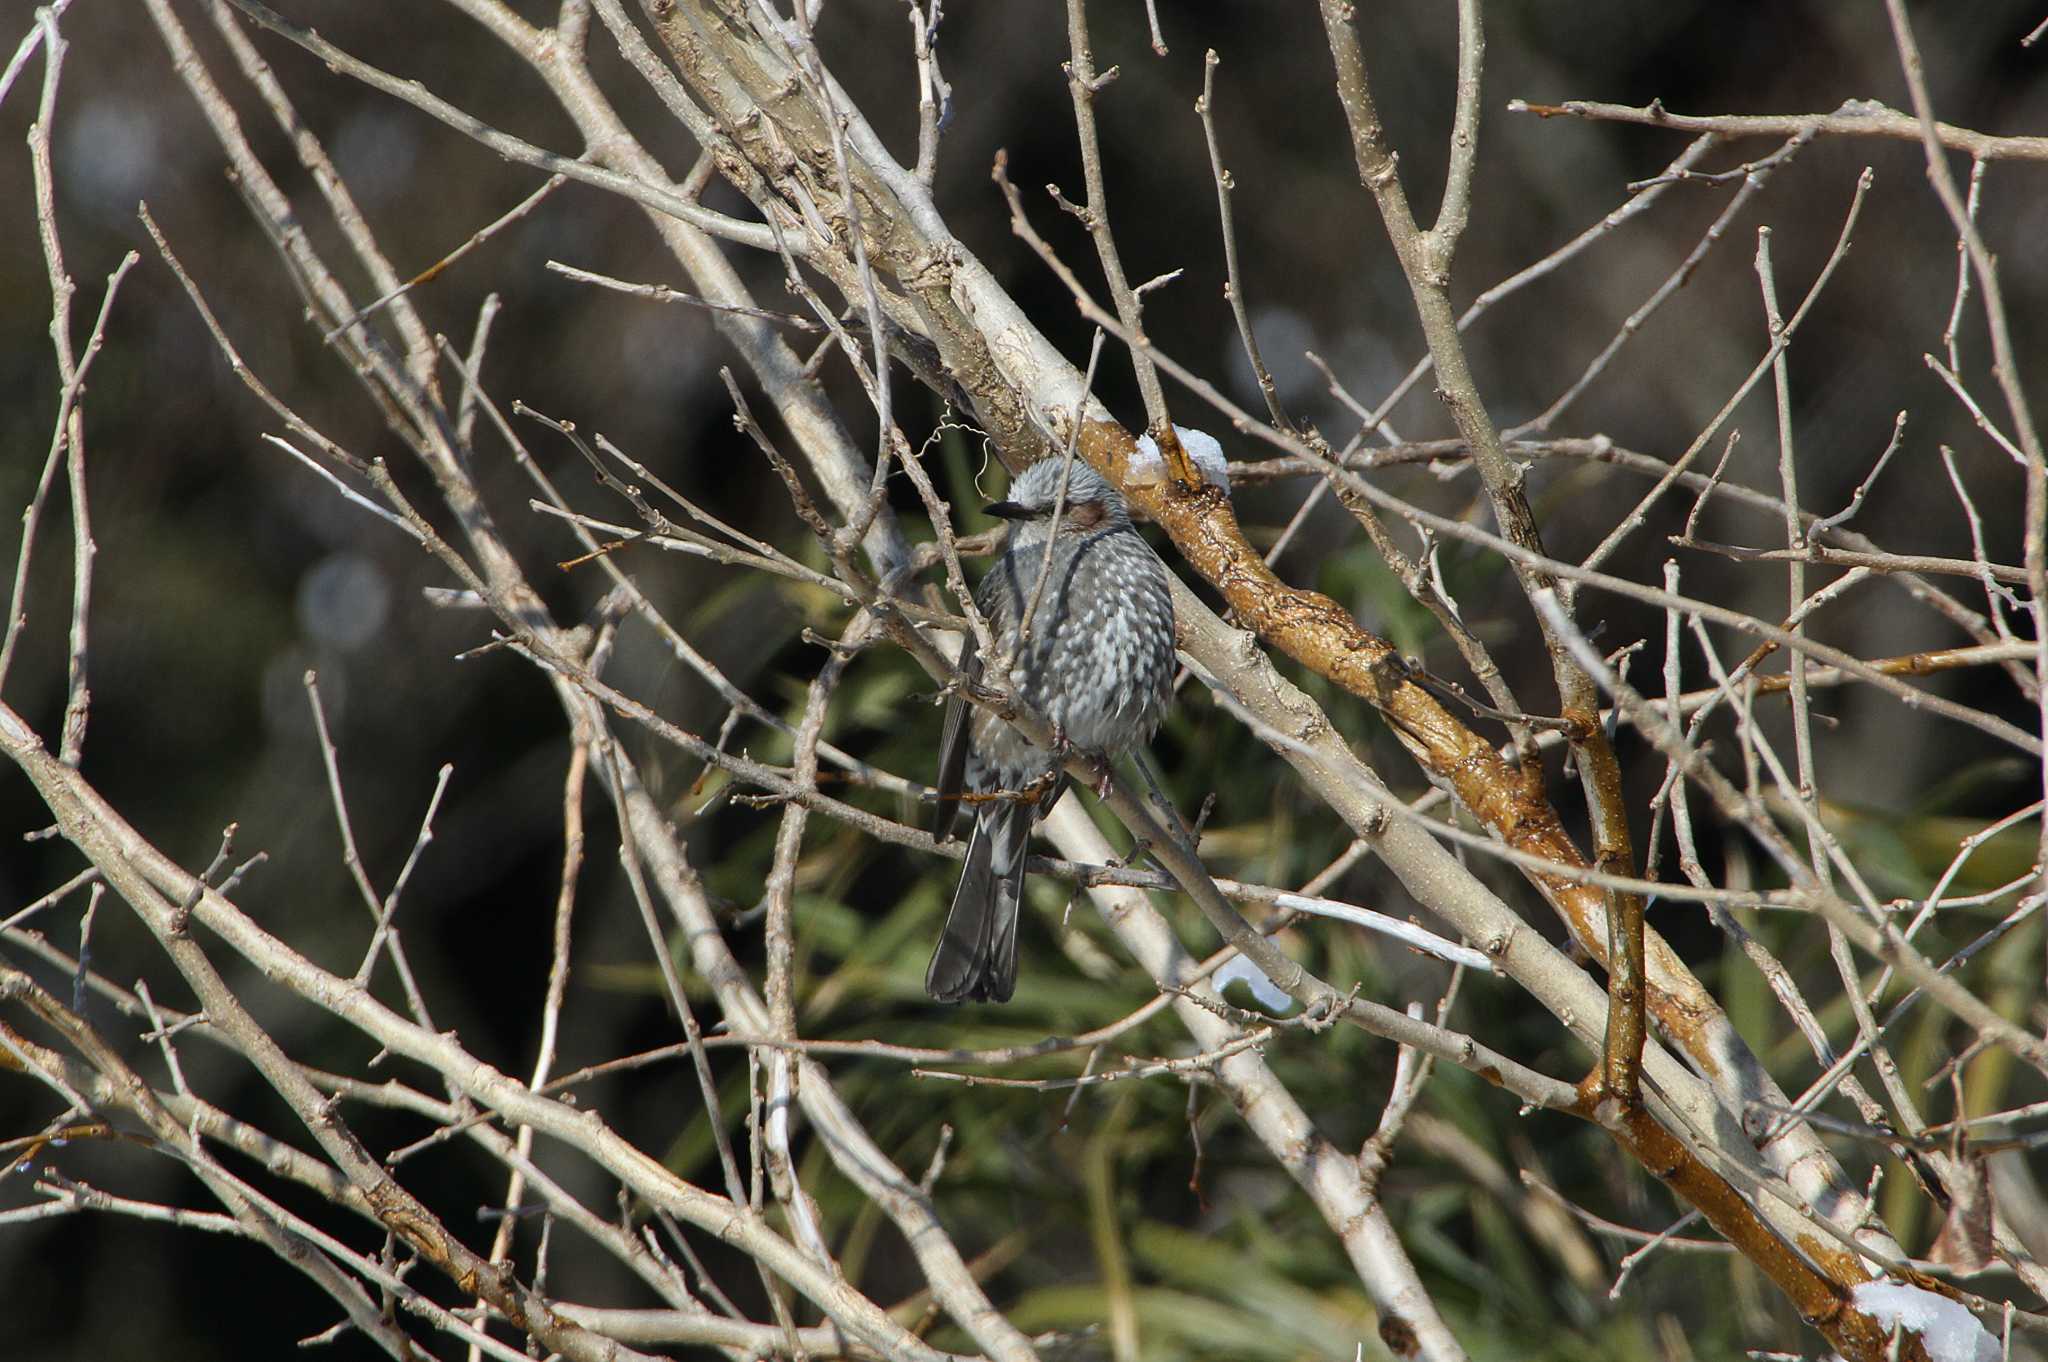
[1271,893,1493,972]
[1850,1280,1999,1362]
[1130,425,1230,493]
[1213,954,1294,1013]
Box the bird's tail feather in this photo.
[926,801,1029,1003]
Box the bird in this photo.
[926,457,1177,1003]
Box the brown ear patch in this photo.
[1062,499,1107,531]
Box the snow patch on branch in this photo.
[1131,425,1230,493]
[1846,1281,1998,1362]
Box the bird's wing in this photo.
[934,551,1029,840]
[931,628,979,843]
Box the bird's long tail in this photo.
[925,799,1030,1003]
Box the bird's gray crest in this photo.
[1004,458,1132,526]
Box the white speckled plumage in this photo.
[927,459,1176,1003]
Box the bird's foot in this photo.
[1087,754,1115,799]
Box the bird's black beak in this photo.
[982,500,1032,521]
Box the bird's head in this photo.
[983,459,1132,543]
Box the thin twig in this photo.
[1507,96,2048,162]
[1018,329,1103,640]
